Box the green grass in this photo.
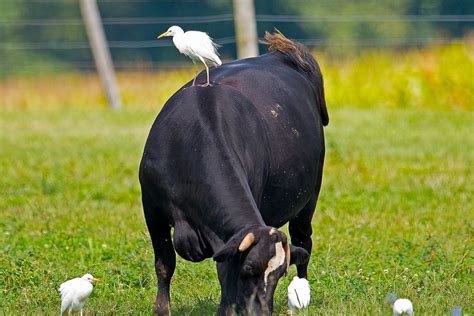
[2,42,472,112]
[0,106,472,315]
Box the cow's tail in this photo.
[263,30,329,126]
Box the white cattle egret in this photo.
[392,298,414,316]
[59,273,99,315]
[288,276,310,314]
[157,25,222,86]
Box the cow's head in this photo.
[213,226,309,314]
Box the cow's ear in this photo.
[213,232,256,262]
[289,244,310,266]
[213,242,237,262]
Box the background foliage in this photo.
[1,0,473,77]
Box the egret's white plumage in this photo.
[59,273,99,315]
[288,276,310,314]
[158,25,222,86]
[392,298,414,316]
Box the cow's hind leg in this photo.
[289,192,318,278]
[144,200,176,315]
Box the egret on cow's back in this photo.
[157,25,222,86]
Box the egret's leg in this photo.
[191,64,199,86]
[198,56,210,87]
[205,63,210,86]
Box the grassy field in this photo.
[1,107,472,315]
[1,42,472,111]
[0,43,473,314]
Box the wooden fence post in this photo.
[233,0,259,59]
[79,0,121,110]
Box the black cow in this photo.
[139,31,329,315]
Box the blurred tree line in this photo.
[0,0,473,76]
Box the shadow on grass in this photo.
[173,297,218,315]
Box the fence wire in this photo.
[1,10,473,73]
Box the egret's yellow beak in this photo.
[157,31,169,39]
[92,278,100,283]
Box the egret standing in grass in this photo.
[59,273,99,315]
[386,293,413,316]
[392,298,414,316]
[157,26,222,86]
[288,276,311,315]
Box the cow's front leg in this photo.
[289,192,318,278]
[217,304,234,316]
[144,208,176,316]
[216,262,236,316]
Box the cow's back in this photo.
[140,53,325,234]
[210,54,326,225]
[140,85,270,243]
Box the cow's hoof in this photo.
[153,303,171,316]
[153,310,170,316]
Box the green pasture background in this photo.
[0,43,473,314]
[2,0,473,77]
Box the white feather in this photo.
[393,298,414,316]
[288,276,311,312]
[159,25,222,85]
[58,274,95,315]
[174,31,221,66]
